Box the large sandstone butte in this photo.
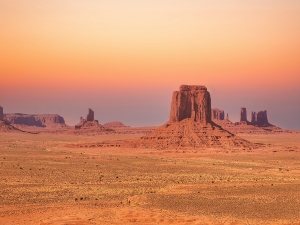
[0,106,3,121]
[130,85,252,149]
[169,85,211,123]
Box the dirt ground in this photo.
[0,132,300,225]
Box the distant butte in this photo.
[128,85,253,149]
[0,106,35,133]
[74,108,112,133]
[103,122,130,129]
[212,107,283,134]
[0,105,3,121]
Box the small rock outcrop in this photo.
[0,106,3,121]
[212,108,225,120]
[128,85,253,149]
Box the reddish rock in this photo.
[4,113,66,128]
[212,108,225,120]
[74,108,112,133]
[169,85,211,124]
[103,122,129,129]
[251,112,256,124]
[128,85,253,149]
[86,108,94,121]
[240,108,248,122]
[256,110,270,127]
[226,113,229,120]
[0,106,3,121]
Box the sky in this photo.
[1,0,300,129]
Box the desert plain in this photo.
[1,131,300,225]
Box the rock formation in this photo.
[169,85,211,124]
[256,110,270,127]
[103,122,129,129]
[240,108,248,123]
[212,107,282,134]
[86,108,94,121]
[4,113,67,128]
[251,112,256,124]
[74,108,110,133]
[0,106,3,121]
[212,108,225,120]
[128,85,253,149]
[0,107,36,133]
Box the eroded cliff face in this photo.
[4,114,66,127]
[169,85,211,124]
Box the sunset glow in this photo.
[1,1,300,128]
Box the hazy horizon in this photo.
[1,1,299,129]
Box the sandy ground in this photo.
[0,132,300,224]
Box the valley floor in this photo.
[0,132,300,225]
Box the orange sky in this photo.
[1,1,300,128]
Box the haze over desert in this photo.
[1,1,300,225]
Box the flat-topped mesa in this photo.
[0,106,3,121]
[212,108,225,120]
[256,110,269,126]
[4,113,66,127]
[86,108,94,121]
[169,85,211,124]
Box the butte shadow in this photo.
[127,85,253,150]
